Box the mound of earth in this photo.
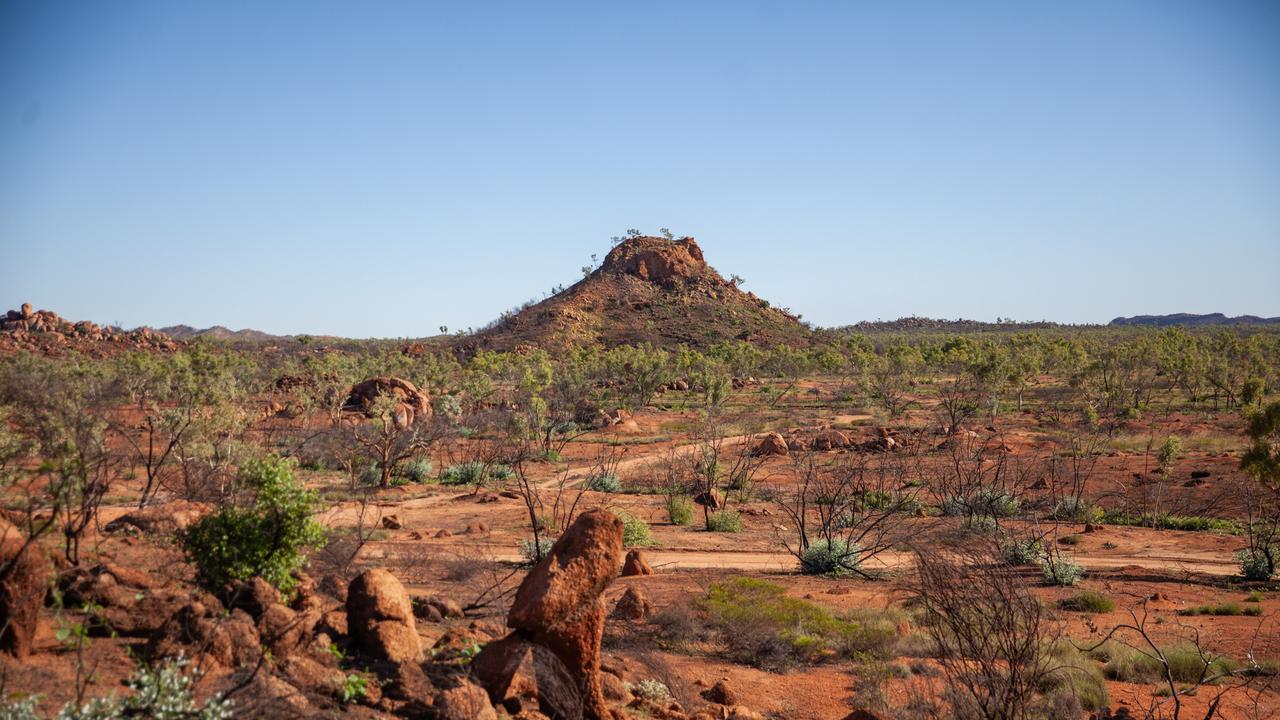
[471,236,811,350]
[0,304,177,357]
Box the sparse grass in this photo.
[1098,642,1241,684]
[1245,590,1265,603]
[1178,602,1262,617]
[1040,641,1109,711]
[699,577,896,670]
[1100,510,1240,534]
[576,434,673,446]
[706,509,743,533]
[1058,591,1115,613]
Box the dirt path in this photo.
[379,541,1241,578]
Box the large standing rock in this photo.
[346,568,421,663]
[506,509,623,720]
[0,524,50,658]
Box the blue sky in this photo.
[2,1,1278,337]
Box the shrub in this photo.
[1058,591,1115,613]
[1178,602,1262,617]
[618,513,654,547]
[629,679,671,702]
[1040,554,1084,586]
[1040,641,1109,711]
[47,655,233,719]
[1059,534,1082,546]
[180,457,326,594]
[1237,547,1276,581]
[706,509,743,533]
[519,536,555,565]
[340,674,369,704]
[1051,496,1103,524]
[357,463,382,487]
[700,577,865,670]
[799,538,861,576]
[1100,643,1239,684]
[1001,537,1044,566]
[665,495,694,526]
[398,459,433,483]
[1157,435,1182,471]
[972,488,1021,518]
[440,461,513,487]
[586,472,622,493]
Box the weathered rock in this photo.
[507,509,623,720]
[426,595,464,619]
[103,500,209,535]
[0,525,50,658]
[148,603,261,669]
[227,576,281,619]
[346,569,421,663]
[280,654,347,698]
[600,671,632,704]
[702,680,739,706]
[729,707,765,720]
[472,634,583,719]
[437,679,498,720]
[258,603,319,657]
[693,489,723,510]
[611,586,653,621]
[384,660,434,703]
[381,514,403,530]
[811,429,850,451]
[752,432,789,457]
[621,549,653,577]
[600,236,707,287]
[343,376,432,428]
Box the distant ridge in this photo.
[159,325,288,342]
[1109,313,1280,328]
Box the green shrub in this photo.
[519,536,555,565]
[1157,435,1182,471]
[586,472,622,493]
[1101,643,1240,684]
[665,495,694,526]
[1001,537,1044,566]
[799,538,861,576]
[629,679,671,702]
[972,488,1021,518]
[1246,590,1265,603]
[619,513,654,547]
[1058,590,1115,613]
[398,459,433,483]
[180,457,326,594]
[1040,554,1084,586]
[340,674,369,704]
[440,461,513,487]
[1059,534,1082,546]
[706,509,743,533]
[1237,547,1276,581]
[700,577,867,670]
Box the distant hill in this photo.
[1109,313,1280,328]
[159,324,287,342]
[838,317,1064,333]
[468,236,812,351]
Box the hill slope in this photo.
[470,236,811,350]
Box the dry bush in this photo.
[908,543,1055,720]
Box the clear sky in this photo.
[2,1,1278,337]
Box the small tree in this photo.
[180,456,325,593]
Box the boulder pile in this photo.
[0,304,177,356]
[343,376,432,428]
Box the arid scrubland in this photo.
[1,238,1279,720]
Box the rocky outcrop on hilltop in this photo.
[471,236,811,350]
[0,303,177,356]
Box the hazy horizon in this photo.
[3,2,1279,337]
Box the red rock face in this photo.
[600,236,708,286]
[505,509,624,720]
[0,525,51,659]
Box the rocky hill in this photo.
[160,324,286,343]
[470,236,811,351]
[1110,313,1280,327]
[0,303,177,357]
